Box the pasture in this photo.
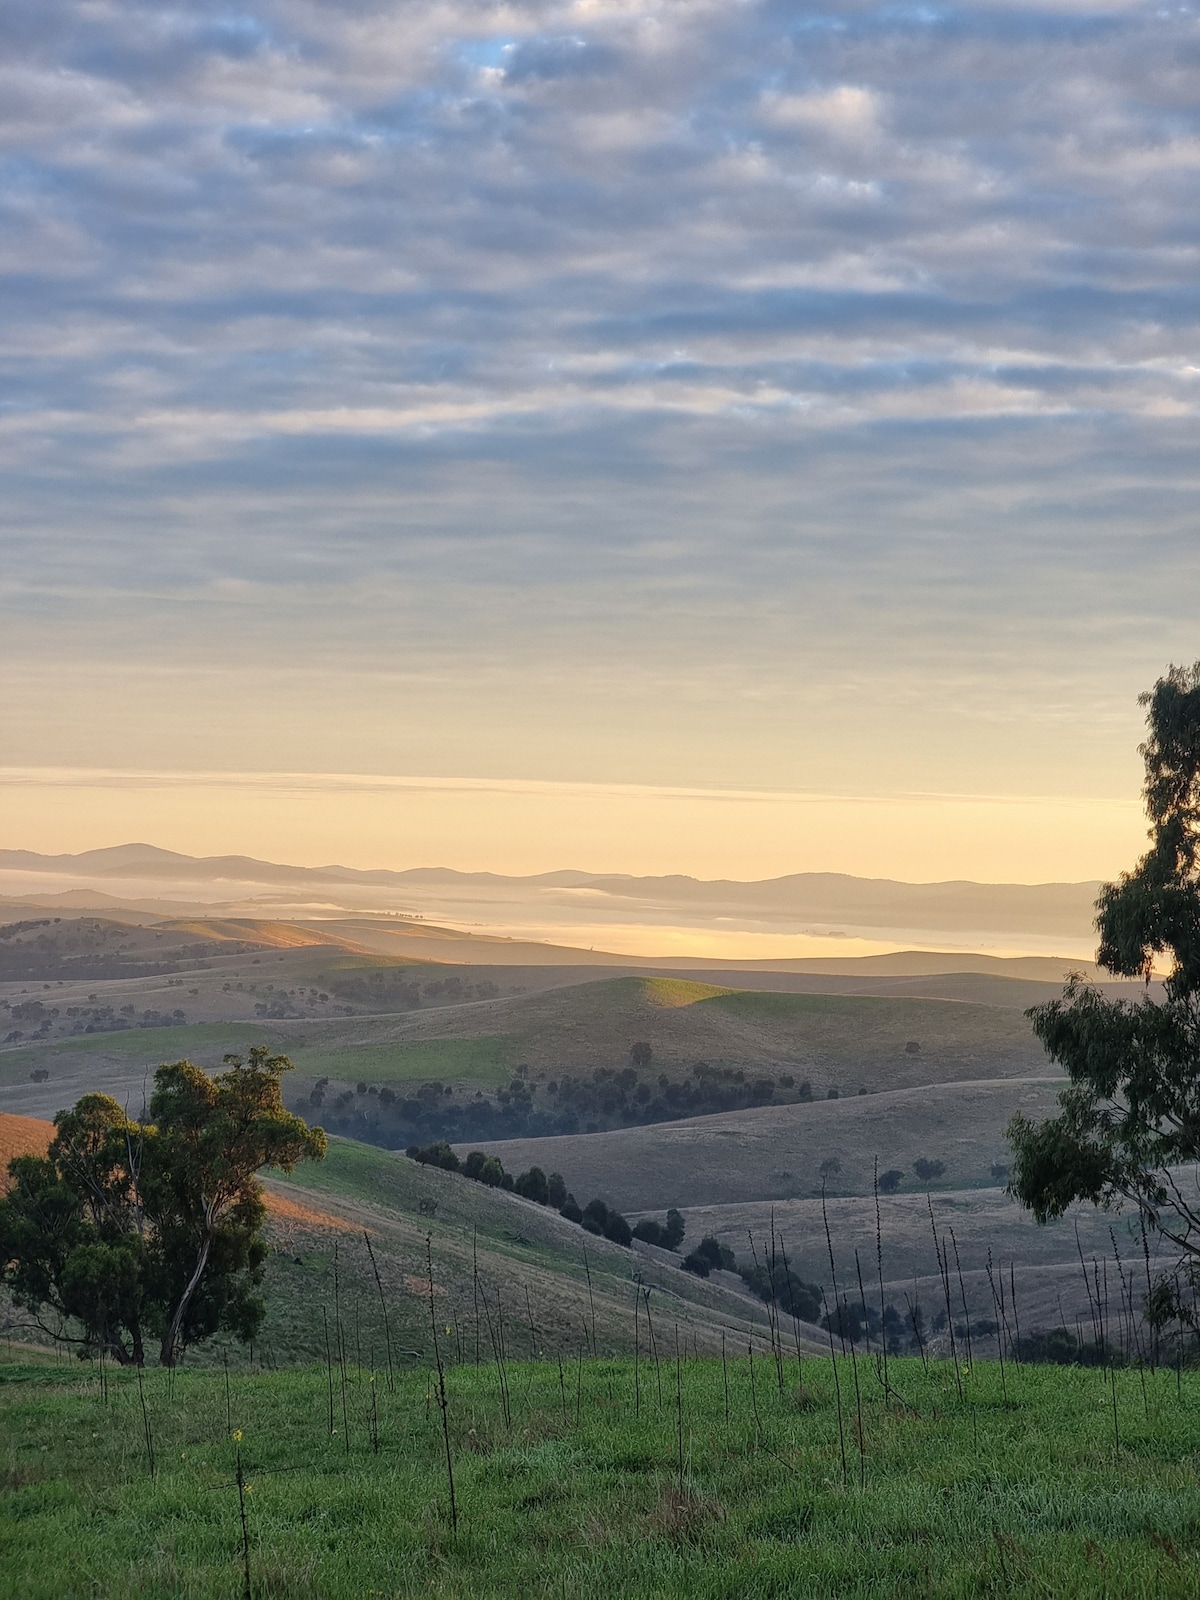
[3,1352,1199,1598]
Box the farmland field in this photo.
[3,1353,1199,1598]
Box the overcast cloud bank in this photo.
[2,0,1198,801]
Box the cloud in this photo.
[1,0,1199,819]
[758,85,885,143]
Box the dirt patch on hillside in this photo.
[262,1188,358,1234]
[0,1113,53,1188]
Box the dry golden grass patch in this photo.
[0,1113,52,1190]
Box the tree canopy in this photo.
[0,1047,325,1366]
[1009,664,1200,1292]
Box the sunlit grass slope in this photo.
[288,1035,516,1089]
[0,1120,770,1367]
[386,975,1050,1090]
[2,1354,1199,1598]
[249,1137,771,1368]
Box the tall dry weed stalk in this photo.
[136,1362,155,1477]
[321,1307,335,1435]
[873,1160,890,1400]
[426,1236,458,1533]
[363,1230,395,1393]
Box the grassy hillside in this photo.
[3,967,1050,1139]
[0,1109,1135,1368]
[268,977,1054,1155]
[674,1184,1137,1305]
[0,1024,285,1123]
[0,1115,773,1368]
[462,1075,1065,1211]
[288,1034,517,1090]
[3,1354,1199,1598]
[392,976,1050,1086]
[252,1136,776,1367]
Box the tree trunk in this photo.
[159,1233,212,1367]
[104,1336,136,1366]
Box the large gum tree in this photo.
[1010,664,1200,1313]
[0,1047,326,1365]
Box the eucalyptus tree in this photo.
[1010,664,1200,1308]
[0,1047,325,1365]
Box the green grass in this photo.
[386,974,1047,1093]
[634,977,735,1008]
[2,1354,1199,1597]
[289,1036,517,1090]
[252,1139,768,1368]
[0,1024,278,1079]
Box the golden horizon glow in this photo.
[0,765,1147,885]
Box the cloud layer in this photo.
[2,0,1199,818]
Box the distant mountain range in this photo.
[0,844,1107,934]
[0,843,1102,941]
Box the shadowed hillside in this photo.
[455,1075,1064,1210]
[0,1114,775,1366]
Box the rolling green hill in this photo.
[251,1136,774,1370]
[387,976,1050,1089]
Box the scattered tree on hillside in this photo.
[514,1165,549,1204]
[630,1041,653,1069]
[682,1235,735,1277]
[0,1049,326,1366]
[407,1144,630,1245]
[878,1168,904,1194]
[823,1296,879,1345]
[913,1158,946,1184]
[581,1198,633,1247]
[739,1257,823,1323]
[633,1208,687,1251]
[1009,665,1200,1312]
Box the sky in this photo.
[2,0,1198,880]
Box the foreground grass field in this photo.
[3,1352,1199,1598]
